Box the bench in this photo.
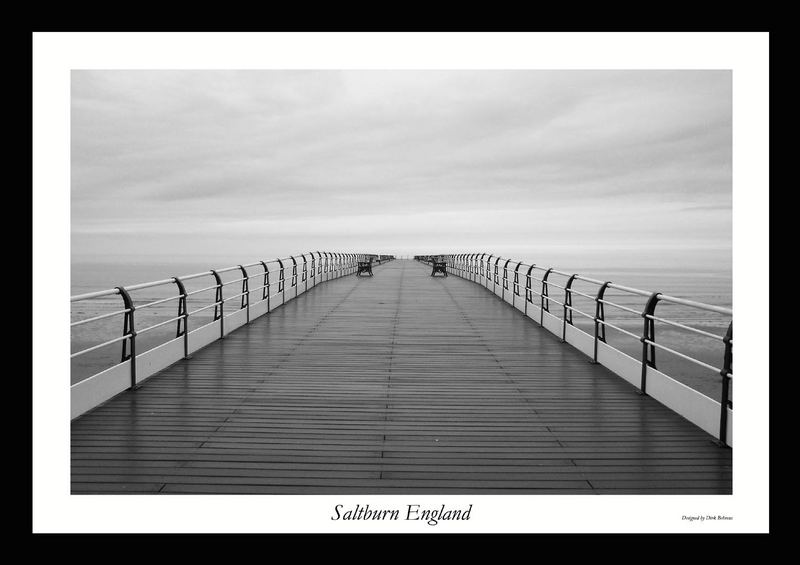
[431,260,448,277]
[357,260,374,277]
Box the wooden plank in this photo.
[72,260,731,494]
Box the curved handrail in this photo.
[415,252,733,445]
[71,252,393,372]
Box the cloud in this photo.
[71,70,731,266]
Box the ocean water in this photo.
[71,257,732,403]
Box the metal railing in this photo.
[417,253,733,447]
[71,252,389,418]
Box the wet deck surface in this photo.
[71,260,732,494]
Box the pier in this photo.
[71,255,732,494]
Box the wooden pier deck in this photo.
[71,260,732,494]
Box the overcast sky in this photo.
[71,70,731,270]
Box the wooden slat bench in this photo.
[431,260,448,277]
[357,260,374,277]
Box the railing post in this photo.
[172,276,190,359]
[502,259,511,301]
[289,256,298,291]
[322,252,329,281]
[525,265,535,317]
[260,261,270,312]
[540,268,553,327]
[116,286,138,390]
[493,257,501,294]
[276,259,285,302]
[238,265,250,323]
[485,255,493,288]
[513,263,522,307]
[300,253,308,292]
[639,292,661,395]
[593,282,611,364]
[718,322,733,446]
[479,253,486,285]
[562,274,577,343]
[210,269,224,339]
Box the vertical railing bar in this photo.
[718,322,733,446]
[593,281,611,364]
[301,253,308,292]
[289,256,298,292]
[502,259,511,301]
[562,274,577,343]
[639,292,661,395]
[238,265,250,323]
[540,268,553,327]
[525,264,535,317]
[116,286,138,390]
[172,276,190,359]
[276,258,285,303]
[259,261,270,314]
[210,269,224,339]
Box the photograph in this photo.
[33,32,769,534]
[69,68,733,495]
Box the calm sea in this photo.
[71,257,732,402]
